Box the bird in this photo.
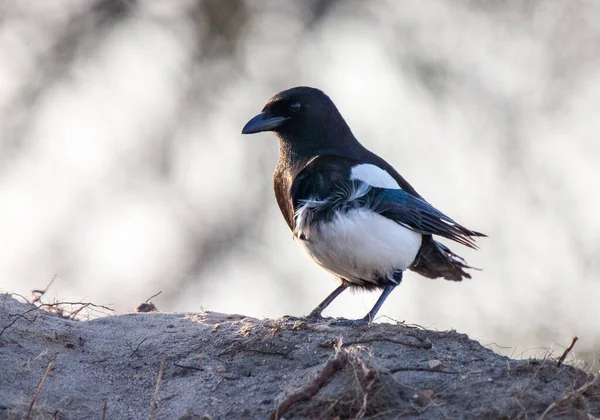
[242,86,485,326]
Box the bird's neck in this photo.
[275,122,364,173]
[276,137,314,170]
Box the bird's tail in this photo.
[410,236,478,281]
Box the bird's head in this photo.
[241,87,356,155]
[242,86,333,135]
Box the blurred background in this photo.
[1,0,599,366]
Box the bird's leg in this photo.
[332,284,397,326]
[332,271,402,326]
[306,283,349,320]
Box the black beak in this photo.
[241,112,289,134]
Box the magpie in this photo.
[242,86,485,325]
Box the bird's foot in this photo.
[282,312,327,324]
[306,310,327,323]
[330,316,371,327]
[282,314,303,322]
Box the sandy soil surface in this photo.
[0,294,598,419]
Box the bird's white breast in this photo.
[296,208,422,285]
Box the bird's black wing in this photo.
[370,188,485,249]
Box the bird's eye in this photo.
[289,102,301,113]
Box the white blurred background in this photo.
[1,0,599,365]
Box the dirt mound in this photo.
[0,294,598,419]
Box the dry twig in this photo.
[66,302,93,319]
[0,301,114,337]
[352,356,378,420]
[25,357,55,420]
[149,356,167,420]
[31,275,57,304]
[341,336,432,350]
[556,336,578,367]
[387,366,459,374]
[145,291,162,303]
[539,378,598,419]
[272,351,350,420]
[127,336,149,357]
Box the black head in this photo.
[242,86,358,156]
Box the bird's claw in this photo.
[282,312,328,324]
[306,311,327,322]
[330,316,371,327]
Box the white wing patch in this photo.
[350,164,401,189]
